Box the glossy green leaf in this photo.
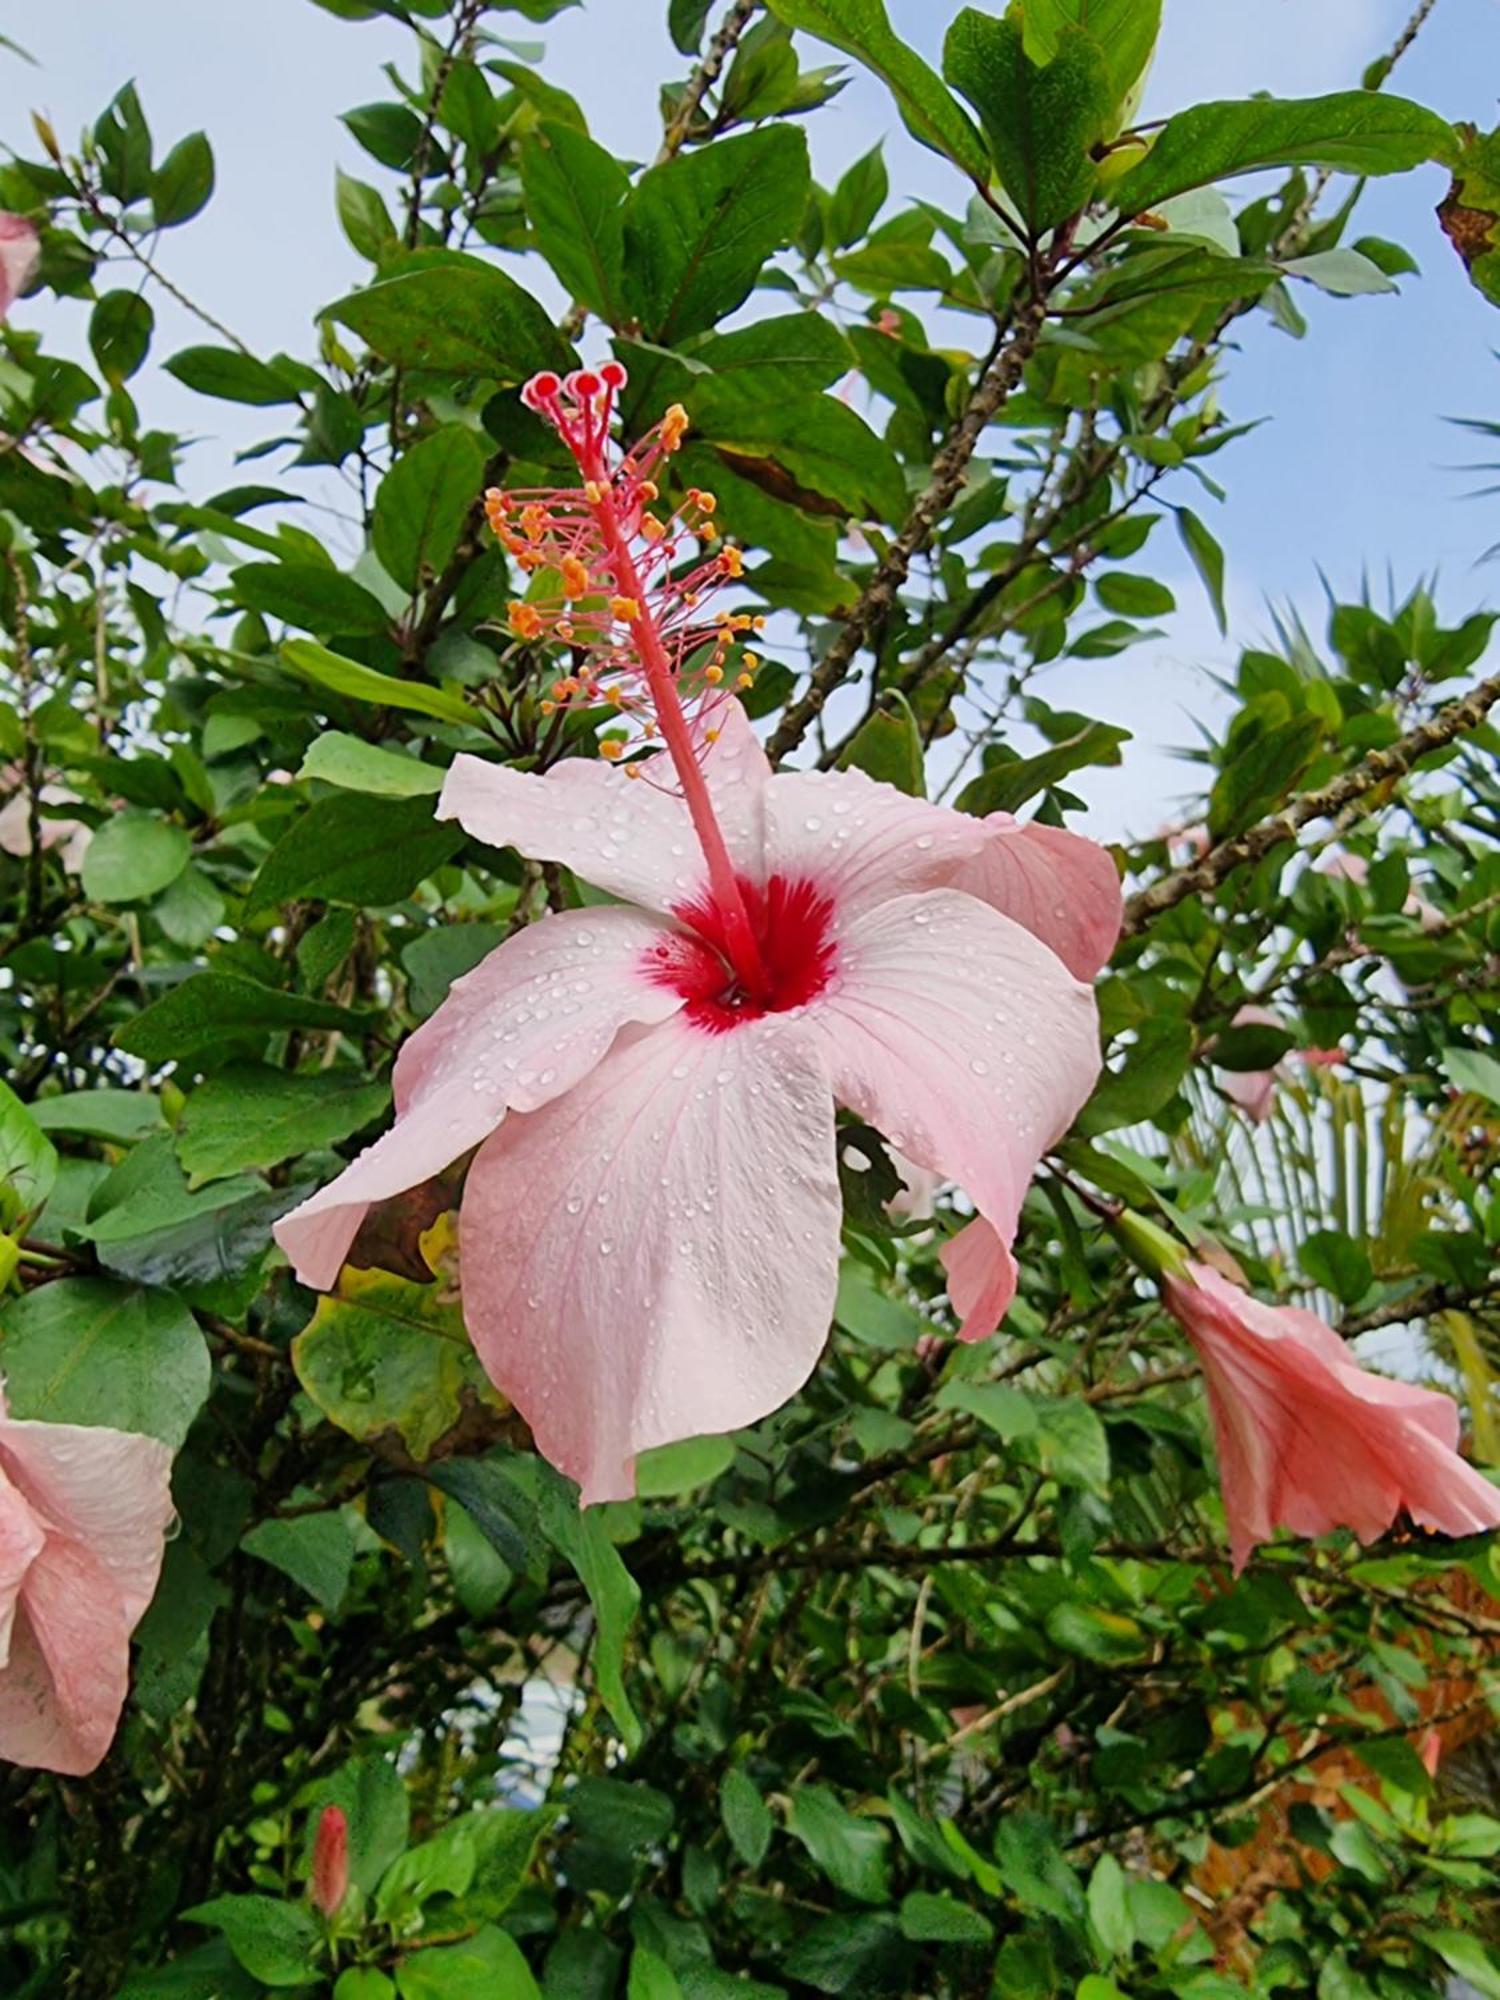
[81,809,191,905]
[245,791,464,915]
[151,131,215,227]
[183,1897,320,1988]
[325,255,574,380]
[232,562,391,637]
[519,121,629,325]
[115,972,372,1067]
[177,1065,390,1185]
[371,425,486,593]
[0,1277,209,1448]
[297,731,445,798]
[280,638,475,726]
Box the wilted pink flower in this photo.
[0,215,38,321]
[275,367,1116,1502]
[0,765,92,874]
[1216,1004,1342,1125]
[1157,819,1210,861]
[1164,1261,1500,1570]
[311,1805,349,1916]
[0,1380,174,1774]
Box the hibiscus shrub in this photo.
[1,3,1499,1996]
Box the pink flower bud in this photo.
[311,1806,349,1917]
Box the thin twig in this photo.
[657,0,760,165]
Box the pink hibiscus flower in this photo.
[1216,1004,1342,1125]
[1164,1261,1500,1570]
[0,214,39,321]
[0,1380,174,1774]
[275,365,1118,1502]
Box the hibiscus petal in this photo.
[275,908,683,1290]
[438,699,767,914]
[0,1537,130,1776]
[0,1419,172,1629]
[458,1014,841,1504]
[1169,1264,1500,1570]
[0,215,39,322]
[763,768,987,918]
[804,890,1101,1339]
[955,817,1122,980]
[0,1464,45,1672]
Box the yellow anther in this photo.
[661,403,689,450]
[640,480,659,502]
[508,602,544,640]
[736,673,753,690]
[719,546,744,578]
[741,650,759,670]
[700,520,719,542]
[641,516,667,544]
[561,555,590,599]
[696,491,717,516]
[610,596,640,622]
[753,615,767,632]
[600,739,624,761]
[704,664,724,685]
[705,728,721,743]
[540,699,556,715]
[584,480,604,503]
[556,619,575,641]
[520,504,545,543]
[626,764,643,779]
[517,549,542,572]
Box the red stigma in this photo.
[643,876,837,1033]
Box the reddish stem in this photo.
[579,443,770,1002]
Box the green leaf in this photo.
[1027,1395,1111,1495]
[1109,92,1450,217]
[0,1076,57,1228]
[1283,248,1398,296]
[835,694,925,795]
[934,1379,1039,1440]
[1020,0,1160,120]
[89,290,155,383]
[628,1950,684,2000]
[1298,1229,1374,1307]
[30,1089,165,1144]
[1442,1046,1500,1106]
[624,126,811,343]
[690,311,853,395]
[299,1753,410,1893]
[1095,572,1174,617]
[829,143,889,247]
[1207,711,1324,838]
[0,1277,210,1447]
[115,971,371,1067]
[1087,1853,1134,1958]
[427,1458,537,1573]
[177,1065,390,1185]
[232,562,391,637]
[81,809,191,904]
[372,425,487,594]
[281,638,475,726]
[294,1260,509,1464]
[670,0,713,53]
[1415,1931,1500,2000]
[944,11,1111,233]
[955,720,1129,816]
[698,388,906,524]
[165,345,305,406]
[766,0,986,178]
[1176,506,1226,633]
[1079,1015,1192,1133]
[396,1927,541,2000]
[518,1459,642,1748]
[634,1433,736,1497]
[298,731,446,798]
[242,1510,360,1614]
[336,167,398,261]
[183,1897,320,1988]
[721,1767,775,1868]
[788,1786,891,1905]
[151,131,215,227]
[1045,1600,1148,1661]
[325,255,574,380]
[898,1891,993,1945]
[519,122,629,324]
[245,791,464,915]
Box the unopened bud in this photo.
[310,1806,349,1918]
[1111,1208,1190,1281]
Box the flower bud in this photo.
[311,1805,349,1917]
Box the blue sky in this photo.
[6,0,1500,832]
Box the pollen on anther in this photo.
[561,555,589,598]
[610,596,640,622]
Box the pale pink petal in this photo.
[954,816,1122,980]
[0,216,39,321]
[1222,1069,1277,1123]
[1167,1263,1500,1570]
[458,1014,841,1504]
[802,890,1100,1340]
[0,1418,173,1628]
[0,1467,44,1671]
[275,907,683,1290]
[0,1538,129,1775]
[762,770,987,919]
[438,699,767,914]
[941,1216,1016,1340]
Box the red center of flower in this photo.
[644,875,837,1033]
